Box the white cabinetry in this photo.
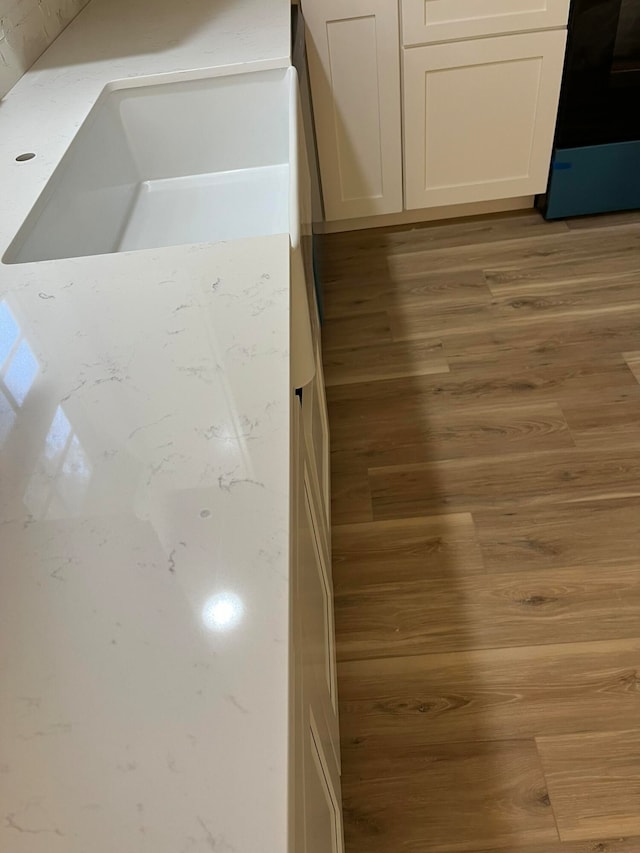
[291,119,341,849]
[401,0,570,45]
[291,366,342,853]
[302,341,331,537]
[403,30,567,209]
[300,0,403,220]
[302,0,569,223]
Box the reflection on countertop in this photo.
[0,235,291,853]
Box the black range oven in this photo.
[541,0,640,218]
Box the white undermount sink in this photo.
[4,67,298,264]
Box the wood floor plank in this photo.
[412,839,640,853]
[323,338,449,387]
[369,447,640,520]
[332,513,484,589]
[326,355,640,430]
[329,401,574,467]
[382,225,640,280]
[484,261,640,295]
[330,456,372,525]
[321,218,638,283]
[342,739,557,853]
[474,498,640,574]
[320,211,569,263]
[558,392,640,449]
[623,352,640,385]
[321,311,393,351]
[334,564,640,660]
[338,638,640,746]
[389,289,640,343]
[483,280,640,325]
[440,313,640,362]
[537,730,640,842]
[322,268,491,321]
[566,209,640,230]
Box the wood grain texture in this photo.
[561,393,640,449]
[566,210,640,230]
[475,499,640,573]
[329,401,574,468]
[321,311,394,351]
[416,840,640,853]
[320,209,640,853]
[342,739,557,853]
[330,456,372,526]
[389,276,640,342]
[369,447,640,520]
[332,513,484,589]
[623,351,640,385]
[320,215,594,283]
[323,268,490,320]
[338,638,640,746]
[484,261,640,294]
[322,211,569,260]
[326,353,640,425]
[536,730,640,841]
[323,338,450,387]
[335,564,640,660]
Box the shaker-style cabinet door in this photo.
[303,711,344,853]
[401,0,570,46]
[403,29,567,210]
[301,0,403,221]
[302,339,331,546]
[300,467,340,777]
[292,411,344,853]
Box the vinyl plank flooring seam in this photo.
[335,633,640,664]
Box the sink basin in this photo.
[4,67,297,264]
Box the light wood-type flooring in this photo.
[318,209,640,853]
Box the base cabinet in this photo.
[302,0,569,223]
[291,402,343,853]
[291,323,342,852]
[300,0,403,221]
[403,30,567,210]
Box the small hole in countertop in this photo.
[16,153,36,162]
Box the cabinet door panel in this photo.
[403,30,567,210]
[301,0,403,220]
[401,0,570,46]
[304,712,344,853]
[292,403,343,853]
[302,340,331,545]
[291,399,305,853]
[301,468,340,770]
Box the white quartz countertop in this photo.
[0,1,293,851]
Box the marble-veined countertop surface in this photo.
[0,1,293,851]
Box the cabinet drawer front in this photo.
[401,0,570,46]
[403,30,567,210]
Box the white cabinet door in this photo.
[302,339,331,547]
[403,29,567,210]
[300,466,340,777]
[401,0,570,46]
[301,0,403,221]
[303,711,344,853]
[292,403,343,853]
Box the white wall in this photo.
[0,0,90,98]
